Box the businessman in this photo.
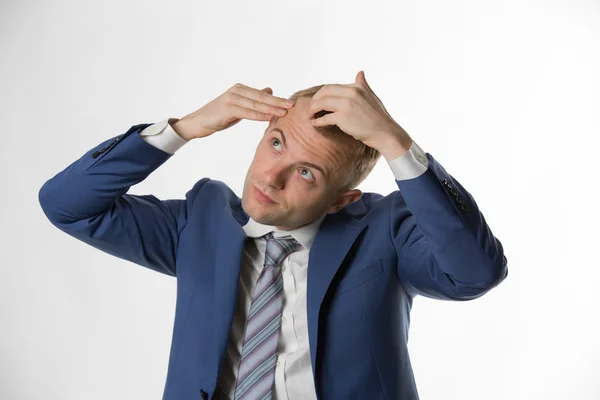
[38,70,508,400]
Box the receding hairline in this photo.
[271,88,376,191]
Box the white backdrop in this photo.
[2,0,599,399]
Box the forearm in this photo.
[392,153,507,299]
[38,123,171,225]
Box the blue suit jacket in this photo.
[39,123,508,400]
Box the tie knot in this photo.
[263,232,302,268]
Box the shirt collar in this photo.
[242,213,327,251]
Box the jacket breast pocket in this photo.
[333,259,384,298]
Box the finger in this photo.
[311,84,357,102]
[230,104,273,121]
[230,92,289,118]
[233,84,294,109]
[359,71,377,95]
[308,96,345,117]
[356,70,371,91]
[310,112,336,127]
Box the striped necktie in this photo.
[233,232,302,400]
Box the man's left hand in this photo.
[308,70,413,158]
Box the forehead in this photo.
[290,96,313,114]
[275,96,313,122]
[269,97,318,139]
[267,97,341,179]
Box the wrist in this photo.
[377,128,413,161]
[170,118,195,141]
[380,142,411,161]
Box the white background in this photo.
[2,0,599,398]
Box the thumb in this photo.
[357,71,373,92]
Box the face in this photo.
[241,97,362,231]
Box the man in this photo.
[39,70,508,399]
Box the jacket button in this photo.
[200,389,208,399]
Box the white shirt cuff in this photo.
[386,141,429,180]
[139,118,189,154]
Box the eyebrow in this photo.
[271,128,327,178]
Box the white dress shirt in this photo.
[138,119,429,399]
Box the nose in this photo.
[263,164,287,189]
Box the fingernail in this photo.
[285,100,294,107]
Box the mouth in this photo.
[253,184,277,204]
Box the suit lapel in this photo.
[211,203,247,383]
[305,210,365,381]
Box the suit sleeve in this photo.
[390,152,508,300]
[38,123,207,277]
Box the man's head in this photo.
[241,84,382,231]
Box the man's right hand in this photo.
[171,83,295,141]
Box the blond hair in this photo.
[271,84,382,193]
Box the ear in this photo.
[345,189,363,205]
[325,189,362,214]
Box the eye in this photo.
[271,138,315,183]
[299,167,314,182]
[271,138,282,150]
